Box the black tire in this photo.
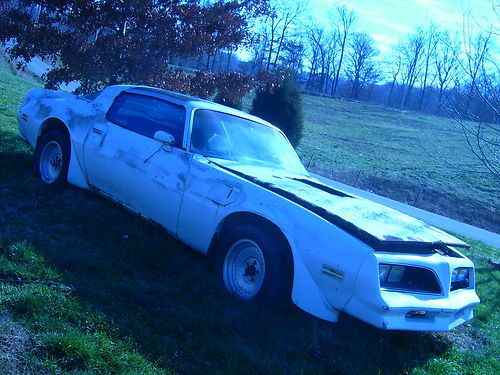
[215,224,293,307]
[33,129,70,189]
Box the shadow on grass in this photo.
[0,141,453,374]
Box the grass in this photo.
[0,243,166,374]
[297,95,499,232]
[0,62,499,374]
[1,58,168,374]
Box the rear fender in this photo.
[67,141,89,189]
[37,118,89,189]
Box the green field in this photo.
[0,64,499,374]
[298,95,499,233]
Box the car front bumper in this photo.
[344,288,480,331]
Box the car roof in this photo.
[127,85,204,103]
[122,85,274,129]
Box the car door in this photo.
[83,92,191,235]
[177,109,241,253]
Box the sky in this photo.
[308,0,497,55]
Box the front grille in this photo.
[380,265,442,294]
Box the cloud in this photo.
[371,32,399,53]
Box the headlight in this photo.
[451,267,470,291]
[379,264,442,294]
[451,268,468,282]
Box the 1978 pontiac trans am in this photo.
[17,85,480,331]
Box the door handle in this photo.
[92,128,103,135]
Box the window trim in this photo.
[187,108,290,155]
[106,92,187,149]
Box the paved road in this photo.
[312,173,500,249]
[4,48,80,92]
[24,57,79,92]
[25,56,50,77]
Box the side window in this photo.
[190,110,231,158]
[107,93,186,147]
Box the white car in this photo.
[17,85,480,331]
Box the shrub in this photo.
[250,75,304,148]
[190,71,216,99]
[154,69,192,95]
[214,72,255,109]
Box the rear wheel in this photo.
[215,224,293,306]
[34,129,70,188]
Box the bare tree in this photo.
[324,31,340,95]
[444,69,499,178]
[330,5,356,97]
[443,11,499,179]
[279,38,306,77]
[306,23,328,92]
[462,28,492,103]
[434,31,460,112]
[418,24,439,110]
[249,25,269,74]
[345,32,379,99]
[264,0,308,71]
[385,47,403,105]
[305,34,320,91]
[399,29,426,108]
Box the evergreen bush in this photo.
[250,76,304,148]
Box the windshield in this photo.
[190,109,307,175]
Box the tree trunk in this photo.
[214,50,220,72]
[418,57,430,110]
[272,27,287,69]
[266,23,275,71]
[226,49,233,72]
[333,36,347,97]
[387,78,396,105]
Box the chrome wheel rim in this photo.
[223,239,265,300]
[39,141,63,183]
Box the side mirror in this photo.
[154,131,175,151]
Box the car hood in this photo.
[211,160,469,253]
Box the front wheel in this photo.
[33,129,70,188]
[215,224,293,306]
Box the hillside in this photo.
[298,95,499,232]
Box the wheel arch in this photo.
[37,117,70,146]
[209,211,287,252]
[36,117,89,189]
[208,211,294,277]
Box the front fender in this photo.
[283,230,340,322]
